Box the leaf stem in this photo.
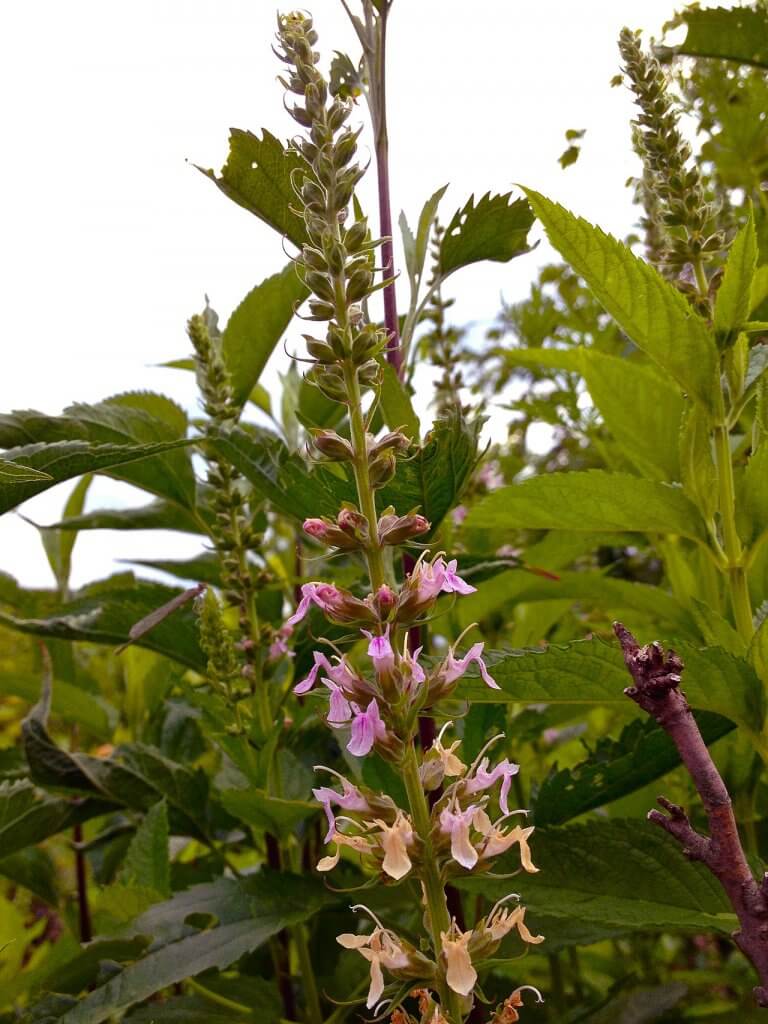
[713,421,753,641]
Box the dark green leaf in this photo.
[0,439,195,517]
[523,189,718,410]
[40,939,151,997]
[197,128,308,246]
[0,460,52,483]
[379,363,420,439]
[2,673,114,739]
[0,577,206,670]
[665,6,768,68]
[118,800,170,898]
[222,264,308,406]
[0,847,59,905]
[48,499,205,535]
[456,637,765,734]
[715,209,758,345]
[533,711,734,826]
[458,819,735,934]
[438,192,534,277]
[220,789,317,837]
[0,779,115,860]
[465,470,706,540]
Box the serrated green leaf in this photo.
[715,208,758,345]
[38,475,92,595]
[0,439,195,517]
[121,552,223,585]
[39,939,151,997]
[0,460,52,483]
[0,577,206,670]
[220,789,317,837]
[581,352,684,480]
[438,192,534,277]
[749,612,768,685]
[456,637,765,733]
[523,189,718,410]
[740,443,768,547]
[400,184,448,285]
[378,408,480,534]
[197,128,308,246]
[458,819,735,934]
[533,711,734,826]
[679,402,718,521]
[465,470,706,540]
[495,345,583,374]
[207,426,340,521]
[453,569,694,636]
[379,363,419,439]
[222,264,308,406]
[119,800,170,898]
[666,5,768,68]
[2,674,114,739]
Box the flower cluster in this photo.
[618,28,722,284]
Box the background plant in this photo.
[0,2,767,1023]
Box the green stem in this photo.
[187,977,251,1015]
[288,842,324,1024]
[692,256,709,301]
[713,422,753,641]
[342,360,387,591]
[402,744,464,1023]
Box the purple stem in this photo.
[615,622,768,1007]
[73,821,92,943]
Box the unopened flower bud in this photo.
[304,336,335,363]
[303,516,363,551]
[346,267,373,303]
[370,430,412,457]
[308,299,335,321]
[309,429,354,461]
[378,511,430,546]
[369,451,397,488]
[337,505,368,538]
[374,584,397,617]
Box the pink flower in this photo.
[327,681,353,726]
[441,559,476,596]
[451,505,468,526]
[285,582,377,627]
[439,803,480,870]
[464,757,519,815]
[400,644,426,693]
[361,624,395,676]
[347,699,388,757]
[294,650,334,694]
[443,642,499,689]
[294,650,361,696]
[313,778,370,842]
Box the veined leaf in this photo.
[679,403,718,521]
[0,847,59,906]
[49,498,205,535]
[523,189,718,410]
[379,363,420,439]
[456,637,765,733]
[458,819,735,934]
[715,208,758,345]
[2,673,114,739]
[220,789,317,837]
[0,577,206,670]
[197,128,309,246]
[60,873,334,1024]
[465,470,706,540]
[222,264,308,406]
[664,6,768,68]
[438,192,534,277]
[0,439,195,517]
[378,408,480,535]
[400,184,448,285]
[118,800,170,898]
[208,426,341,521]
[739,443,768,546]
[0,780,115,860]
[0,460,51,483]
[533,711,734,826]
[38,475,93,595]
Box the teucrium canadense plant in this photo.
[1,1,768,1021]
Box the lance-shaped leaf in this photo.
[438,191,534,277]
[207,426,341,521]
[115,583,206,654]
[466,470,706,541]
[197,128,309,246]
[523,189,719,410]
[0,577,206,670]
[378,408,481,535]
[49,498,206,535]
[222,264,308,406]
[458,819,735,936]
[379,362,420,438]
[662,5,768,68]
[0,439,195,517]
[220,789,317,837]
[715,208,758,346]
[0,460,52,483]
[533,711,734,826]
[58,872,335,1024]
[0,779,116,860]
[456,637,765,734]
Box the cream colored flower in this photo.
[336,925,411,1008]
[317,829,374,871]
[440,921,477,996]
[373,810,414,880]
[476,813,538,872]
[486,903,544,946]
[433,721,467,776]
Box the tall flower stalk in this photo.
[276,12,543,1021]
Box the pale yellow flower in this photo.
[336,926,410,1008]
[372,810,414,880]
[440,921,477,996]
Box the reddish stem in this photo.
[73,821,92,943]
[614,622,768,1007]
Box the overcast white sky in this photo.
[1,0,685,588]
